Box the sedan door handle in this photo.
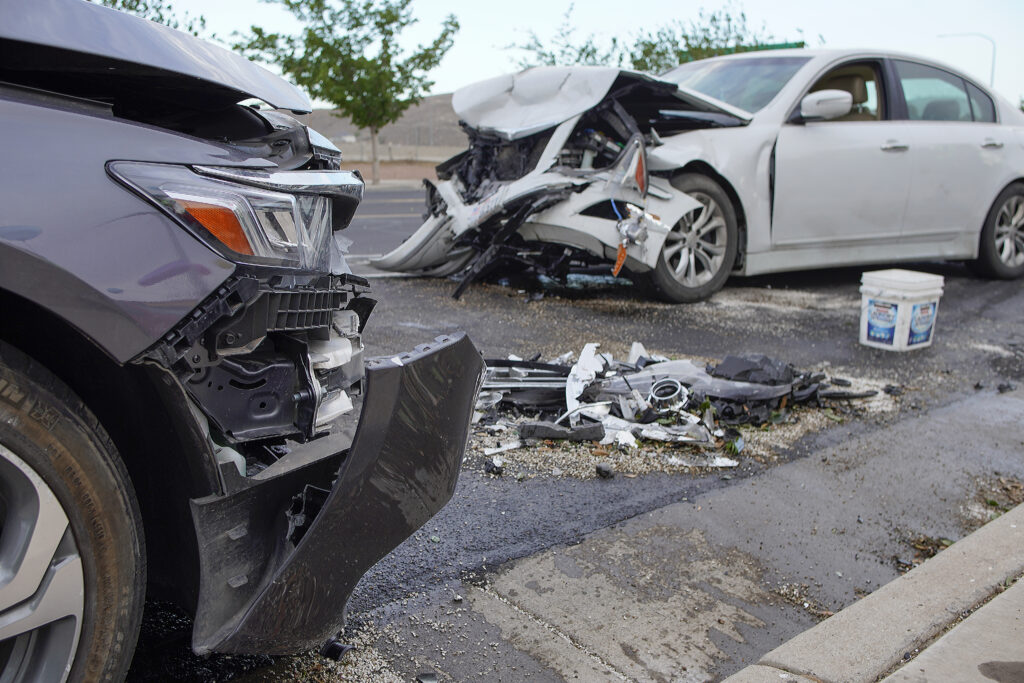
[981,139,1004,149]
[881,141,909,152]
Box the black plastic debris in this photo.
[820,390,878,400]
[484,458,505,476]
[320,639,355,661]
[416,674,439,683]
[831,377,852,387]
[883,384,905,396]
[596,462,615,479]
[790,383,821,403]
[998,382,1017,394]
[708,354,796,386]
[518,421,605,441]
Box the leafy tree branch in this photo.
[236,0,458,184]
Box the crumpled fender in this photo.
[521,176,702,270]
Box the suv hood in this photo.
[0,0,310,113]
[453,66,750,141]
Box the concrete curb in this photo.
[881,578,1024,681]
[723,503,1024,683]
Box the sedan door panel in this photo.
[772,122,915,246]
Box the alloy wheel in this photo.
[995,194,1024,269]
[0,444,84,683]
[662,191,729,288]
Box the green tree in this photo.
[91,0,207,36]
[628,6,786,72]
[237,0,458,184]
[508,4,622,69]
[510,2,802,74]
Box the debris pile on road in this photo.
[469,343,887,479]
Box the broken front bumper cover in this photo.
[189,333,484,655]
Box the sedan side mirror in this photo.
[799,89,853,121]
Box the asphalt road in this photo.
[345,185,427,256]
[130,187,1024,682]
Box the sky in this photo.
[173,0,1024,106]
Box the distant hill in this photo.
[295,93,466,147]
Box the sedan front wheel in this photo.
[0,343,145,682]
[645,173,738,303]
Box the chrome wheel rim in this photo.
[0,444,83,683]
[662,191,728,288]
[995,194,1024,268]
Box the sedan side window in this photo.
[894,60,979,122]
[807,62,884,121]
[966,82,997,123]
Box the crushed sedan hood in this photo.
[452,66,748,141]
[0,0,311,113]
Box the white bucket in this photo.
[859,269,944,351]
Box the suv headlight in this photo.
[109,162,362,270]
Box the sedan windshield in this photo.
[663,56,810,113]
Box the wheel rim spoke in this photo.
[697,240,726,257]
[695,214,725,238]
[693,247,714,273]
[0,553,82,642]
[684,250,698,286]
[0,463,72,613]
[1009,198,1024,227]
[995,195,1024,266]
[673,248,690,277]
[661,191,728,290]
[0,445,84,682]
[663,242,684,259]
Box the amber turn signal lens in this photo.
[634,153,646,195]
[179,200,254,255]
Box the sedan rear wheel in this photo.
[972,182,1024,279]
[645,174,738,303]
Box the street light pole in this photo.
[938,33,996,87]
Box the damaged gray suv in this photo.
[0,1,482,679]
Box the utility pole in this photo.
[937,33,996,87]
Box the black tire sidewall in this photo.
[974,182,1024,279]
[0,344,145,682]
[649,173,739,303]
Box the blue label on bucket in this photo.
[867,299,897,345]
[908,301,936,346]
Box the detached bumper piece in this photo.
[189,333,484,655]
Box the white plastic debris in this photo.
[483,440,522,456]
[665,455,738,468]
[472,390,505,423]
[553,351,575,365]
[565,343,605,418]
[596,414,711,445]
[615,431,639,451]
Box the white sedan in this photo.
[373,49,1024,302]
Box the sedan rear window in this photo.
[663,56,811,113]
[966,82,996,123]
